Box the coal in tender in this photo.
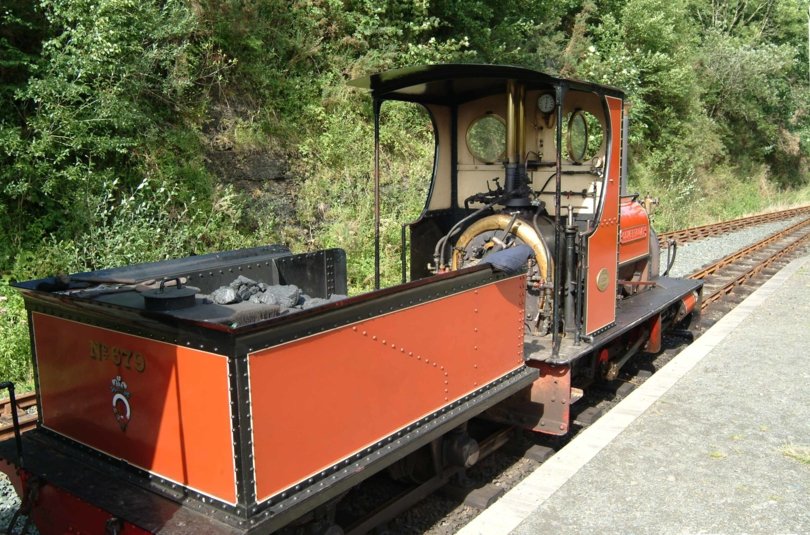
[302,297,330,309]
[210,286,239,305]
[264,284,301,308]
[249,291,279,306]
[229,275,257,290]
[209,277,346,319]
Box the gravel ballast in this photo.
[662,215,807,277]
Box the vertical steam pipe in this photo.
[373,98,382,290]
[517,84,526,161]
[506,80,517,163]
[552,84,566,355]
[574,233,584,344]
[564,212,577,334]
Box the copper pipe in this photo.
[506,80,517,163]
[517,84,526,162]
[450,214,552,282]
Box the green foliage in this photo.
[0,281,31,386]
[0,0,231,268]
[297,98,434,291]
[1,0,810,381]
[11,177,249,281]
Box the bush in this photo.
[0,280,32,388]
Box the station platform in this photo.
[459,254,810,534]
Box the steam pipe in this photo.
[517,84,526,161]
[574,233,584,345]
[506,80,517,164]
[552,84,566,356]
[434,197,503,269]
[564,210,577,334]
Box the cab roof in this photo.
[349,64,624,105]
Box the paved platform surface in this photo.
[459,254,810,535]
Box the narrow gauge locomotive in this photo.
[1,64,701,534]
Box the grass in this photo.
[633,163,810,232]
[782,444,810,466]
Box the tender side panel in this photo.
[32,313,237,504]
[584,95,622,335]
[249,275,526,502]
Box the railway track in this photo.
[657,205,810,248]
[689,216,810,311]
[0,391,37,442]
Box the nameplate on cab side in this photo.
[620,225,648,244]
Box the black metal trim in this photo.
[349,64,626,102]
[23,300,235,356]
[31,426,246,518]
[231,355,256,510]
[0,431,247,531]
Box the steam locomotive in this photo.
[0,64,701,534]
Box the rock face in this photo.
[208,277,346,313]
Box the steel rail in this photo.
[689,218,810,281]
[0,391,37,441]
[688,218,810,310]
[658,205,810,248]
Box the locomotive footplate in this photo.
[525,276,703,365]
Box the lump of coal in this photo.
[237,284,261,301]
[249,291,279,306]
[229,275,256,289]
[329,294,348,302]
[265,284,300,309]
[211,286,239,305]
[302,297,330,309]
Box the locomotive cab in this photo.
[353,64,701,430]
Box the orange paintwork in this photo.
[618,196,650,265]
[680,291,698,317]
[248,275,526,502]
[584,96,623,335]
[32,313,237,504]
[646,314,663,353]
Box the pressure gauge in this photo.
[538,93,555,114]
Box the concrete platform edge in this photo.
[456,255,810,535]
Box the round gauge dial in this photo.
[538,93,555,114]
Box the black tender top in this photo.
[348,63,624,104]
